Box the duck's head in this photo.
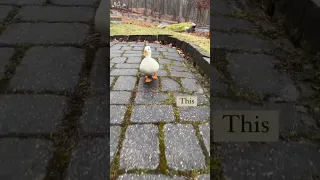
[143,46,152,57]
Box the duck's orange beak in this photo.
[143,50,148,57]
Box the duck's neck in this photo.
[146,54,151,58]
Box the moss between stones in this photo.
[192,124,210,164]
[158,122,169,174]
[164,93,175,105]
[110,75,140,179]
[228,86,264,104]
[283,131,320,142]
[45,44,97,179]
[0,45,31,93]
[163,64,171,76]
[211,157,223,180]
[110,76,118,90]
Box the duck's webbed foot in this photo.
[145,75,152,82]
[152,73,158,79]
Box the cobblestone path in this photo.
[109,41,210,179]
[0,0,110,179]
[211,0,320,179]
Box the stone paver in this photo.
[16,7,95,22]
[178,106,210,122]
[8,47,84,92]
[66,138,109,179]
[0,47,14,78]
[0,5,12,20]
[90,47,109,92]
[211,31,275,52]
[0,0,44,5]
[211,1,320,179]
[110,69,138,76]
[199,124,210,155]
[110,91,131,105]
[0,94,67,134]
[110,105,127,124]
[217,141,320,180]
[119,124,159,169]
[110,126,122,163]
[113,76,136,91]
[161,77,181,91]
[197,174,210,180]
[0,23,89,45]
[227,53,299,101]
[0,139,53,180]
[131,105,175,123]
[164,124,206,170]
[80,96,109,133]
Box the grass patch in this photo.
[165,22,193,32]
[110,24,210,53]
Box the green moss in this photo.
[165,22,193,32]
[288,130,298,137]
[308,132,320,141]
[163,64,171,76]
[124,169,156,174]
[226,86,264,104]
[158,122,169,174]
[110,24,210,53]
[211,157,223,180]
[164,93,175,105]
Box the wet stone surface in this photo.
[16,6,95,22]
[217,141,320,180]
[0,47,14,78]
[0,94,67,134]
[0,139,53,180]
[0,5,12,20]
[0,23,89,45]
[8,47,84,92]
[66,138,109,179]
[80,96,109,133]
[227,53,299,99]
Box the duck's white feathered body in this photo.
[139,57,159,75]
[139,46,159,76]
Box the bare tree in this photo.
[144,0,147,15]
[151,0,155,16]
[178,0,183,22]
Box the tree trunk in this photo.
[178,0,183,22]
[151,0,154,17]
[144,0,147,16]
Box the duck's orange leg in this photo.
[145,75,152,82]
[152,72,158,79]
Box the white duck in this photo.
[139,46,160,82]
